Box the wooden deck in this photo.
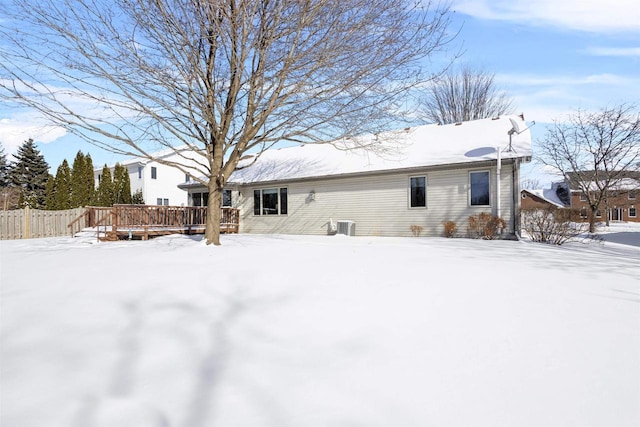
[70,205,239,241]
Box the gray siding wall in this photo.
[235,163,517,237]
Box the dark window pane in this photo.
[202,192,209,207]
[262,188,278,215]
[254,190,261,215]
[222,189,232,207]
[151,167,157,179]
[470,172,490,206]
[192,192,202,207]
[410,177,426,207]
[280,188,288,214]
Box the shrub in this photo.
[467,212,506,239]
[521,207,587,245]
[442,220,457,238]
[410,224,423,237]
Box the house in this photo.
[95,146,201,206]
[565,172,639,223]
[180,116,533,237]
[521,181,570,210]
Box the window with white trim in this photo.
[469,171,490,206]
[191,192,209,207]
[222,189,232,207]
[579,192,587,201]
[253,188,288,215]
[629,191,636,200]
[409,176,426,208]
[151,167,157,179]
[630,206,637,218]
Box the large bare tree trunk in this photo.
[589,207,597,233]
[205,180,223,246]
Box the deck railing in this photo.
[69,205,239,239]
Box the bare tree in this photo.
[0,0,456,244]
[520,178,541,190]
[419,65,515,125]
[538,104,640,233]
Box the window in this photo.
[223,189,232,207]
[253,187,288,215]
[629,191,637,200]
[138,166,143,179]
[596,210,602,218]
[151,167,157,179]
[579,192,587,201]
[469,171,490,206]
[580,207,587,218]
[156,198,163,205]
[630,207,637,218]
[163,198,169,206]
[185,174,191,182]
[410,176,426,208]
[191,192,209,207]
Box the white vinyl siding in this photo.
[236,163,515,237]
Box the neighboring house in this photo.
[521,181,570,210]
[180,115,533,237]
[95,146,201,206]
[565,172,640,223]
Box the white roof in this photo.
[523,188,566,208]
[229,115,532,184]
[572,178,640,192]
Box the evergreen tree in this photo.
[8,139,50,208]
[83,154,96,206]
[95,164,114,206]
[70,151,96,207]
[0,142,9,187]
[70,151,86,207]
[44,175,56,209]
[52,159,72,209]
[112,163,132,204]
[131,189,145,204]
[1,143,21,210]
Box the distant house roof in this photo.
[522,188,567,208]
[566,171,640,192]
[227,115,532,185]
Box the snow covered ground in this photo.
[1,224,639,427]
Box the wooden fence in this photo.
[0,207,86,240]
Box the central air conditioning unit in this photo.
[336,220,355,236]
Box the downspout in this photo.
[496,146,501,219]
[513,157,521,238]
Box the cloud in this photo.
[494,72,640,123]
[582,47,640,57]
[0,115,67,155]
[454,0,640,33]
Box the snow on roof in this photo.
[523,188,567,208]
[571,178,640,192]
[229,115,532,184]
